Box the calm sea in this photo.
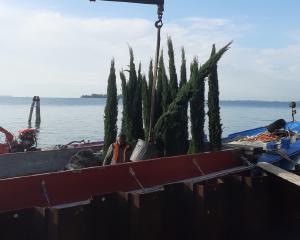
[0,97,295,147]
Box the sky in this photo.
[0,0,300,100]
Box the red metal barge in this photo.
[0,149,244,212]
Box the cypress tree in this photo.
[167,37,179,101]
[188,58,205,153]
[180,47,187,88]
[155,50,172,155]
[120,70,128,135]
[155,51,164,121]
[104,59,118,153]
[161,56,171,113]
[141,60,154,138]
[148,59,154,106]
[135,63,145,140]
[162,39,187,156]
[208,44,222,150]
[178,47,189,153]
[141,74,150,137]
[160,51,175,156]
[154,42,231,156]
[120,48,144,144]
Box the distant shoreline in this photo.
[0,95,297,103]
[81,94,107,99]
[81,94,123,99]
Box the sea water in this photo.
[0,97,294,147]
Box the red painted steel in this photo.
[0,150,241,212]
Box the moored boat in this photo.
[224,119,300,170]
[0,141,103,179]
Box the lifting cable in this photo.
[148,3,164,142]
[90,0,164,142]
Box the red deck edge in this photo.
[0,149,242,212]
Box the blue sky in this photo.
[0,0,300,100]
[10,0,300,48]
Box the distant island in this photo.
[81,94,107,98]
[81,94,122,99]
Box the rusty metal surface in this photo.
[0,150,241,212]
[1,173,300,240]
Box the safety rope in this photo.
[129,167,145,192]
[41,180,52,207]
[148,3,164,142]
[192,159,206,175]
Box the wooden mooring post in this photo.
[28,96,41,125]
[35,96,41,124]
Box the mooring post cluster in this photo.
[28,96,41,125]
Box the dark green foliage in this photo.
[188,58,205,153]
[104,59,118,153]
[178,47,189,153]
[148,59,154,104]
[155,42,231,156]
[160,37,184,156]
[154,81,192,156]
[167,37,178,101]
[141,60,154,138]
[120,71,128,134]
[208,44,222,150]
[180,47,187,88]
[120,48,144,144]
[136,63,145,140]
[155,51,165,120]
[157,51,173,155]
[161,64,171,113]
[141,75,150,138]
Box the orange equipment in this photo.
[17,128,37,151]
[112,142,131,164]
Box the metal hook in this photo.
[155,19,163,28]
[156,3,163,27]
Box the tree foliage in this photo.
[156,51,165,120]
[104,59,118,153]
[155,42,231,155]
[178,47,189,153]
[188,58,205,153]
[120,71,128,134]
[109,40,230,157]
[180,47,187,88]
[167,37,179,101]
[208,44,222,150]
[120,48,144,144]
[141,60,154,138]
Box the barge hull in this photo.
[0,149,241,212]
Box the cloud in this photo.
[0,2,299,101]
[221,44,300,100]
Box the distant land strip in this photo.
[81,94,122,99]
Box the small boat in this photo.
[224,119,300,170]
[0,127,103,178]
[0,140,103,179]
